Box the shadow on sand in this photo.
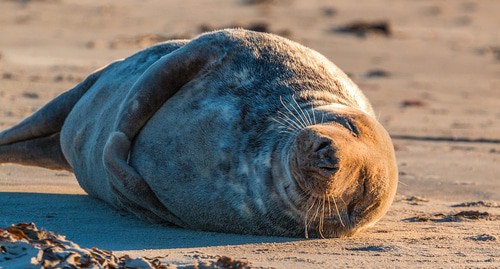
[0,192,300,251]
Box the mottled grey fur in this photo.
[0,29,397,238]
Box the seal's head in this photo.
[287,104,398,238]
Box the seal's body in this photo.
[0,29,397,238]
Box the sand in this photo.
[0,0,499,268]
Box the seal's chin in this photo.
[287,111,398,238]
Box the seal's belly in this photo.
[130,84,263,231]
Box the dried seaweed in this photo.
[0,223,252,268]
[403,211,498,222]
[0,223,168,269]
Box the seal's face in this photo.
[288,105,398,238]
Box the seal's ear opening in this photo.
[102,33,234,223]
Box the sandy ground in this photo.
[0,0,499,268]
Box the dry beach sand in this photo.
[0,0,499,268]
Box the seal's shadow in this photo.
[0,192,300,250]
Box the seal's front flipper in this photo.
[104,132,182,224]
[0,71,102,170]
[103,33,233,223]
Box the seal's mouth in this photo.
[300,193,354,238]
[298,182,384,238]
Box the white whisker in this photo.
[311,103,317,125]
[272,116,300,133]
[277,111,303,131]
[332,196,345,227]
[279,130,298,136]
[327,196,332,220]
[291,96,312,127]
[280,96,307,129]
[304,198,317,238]
[318,198,326,238]
[339,196,347,206]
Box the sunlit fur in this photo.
[274,97,397,238]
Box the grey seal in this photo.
[0,29,398,238]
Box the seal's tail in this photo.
[0,70,102,171]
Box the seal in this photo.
[0,29,397,238]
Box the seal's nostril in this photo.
[311,139,339,174]
[314,141,330,153]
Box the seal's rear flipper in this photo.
[0,70,102,170]
[0,133,70,170]
[103,32,233,223]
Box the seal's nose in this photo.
[312,138,340,177]
[291,126,348,197]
